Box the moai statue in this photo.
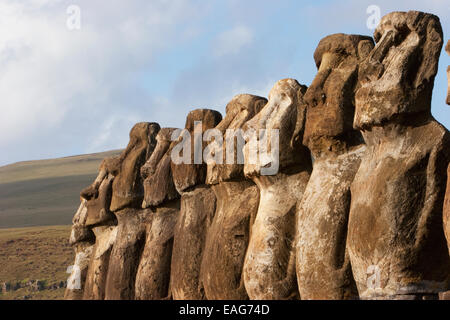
[295,34,374,300]
[104,122,160,300]
[200,94,267,300]
[134,128,180,300]
[79,159,118,300]
[445,40,450,250]
[348,11,450,299]
[443,40,450,300]
[64,198,94,300]
[170,109,222,300]
[446,40,450,105]
[242,79,312,299]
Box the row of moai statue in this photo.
[66,11,450,300]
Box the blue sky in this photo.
[0,0,449,166]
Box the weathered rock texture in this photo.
[135,203,179,300]
[65,199,94,300]
[242,79,312,299]
[295,34,373,300]
[141,128,180,208]
[135,128,180,300]
[171,186,216,300]
[170,109,222,300]
[80,159,118,300]
[445,39,450,279]
[171,109,223,192]
[348,11,450,299]
[81,159,116,226]
[446,40,450,105]
[205,94,268,184]
[65,10,450,301]
[200,94,266,300]
[83,225,117,300]
[109,122,160,211]
[104,122,160,300]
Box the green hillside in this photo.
[0,150,122,229]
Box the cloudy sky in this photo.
[0,0,449,166]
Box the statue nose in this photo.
[305,87,326,108]
[305,71,329,108]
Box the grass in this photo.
[0,149,122,184]
[0,150,122,229]
[0,225,73,300]
[0,174,97,228]
[0,150,122,299]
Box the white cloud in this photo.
[0,0,208,165]
[85,113,142,153]
[213,25,253,57]
[0,0,448,165]
[303,0,450,33]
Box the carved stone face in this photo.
[303,34,374,153]
[110,122,161,211]
[69,199,94,245]
[171,109,222,193]
[85,175,115,226]
[243,78,308,177]
[78,159,116,227]
[141,128,178,180]
[142,128,180,208]
[354,11,443,129]
[206,94,267,185]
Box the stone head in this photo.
[303,33,374,153]
[243,78,309,177]
[206,94,267,184]
[171,109,222,193]
[354,11,443,129]
[142,128,180,208]
[80,159,116,227]
[110,122,161,211]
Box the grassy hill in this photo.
[0,150,122,229]
[0,226,73,300]
[0,150,122,299]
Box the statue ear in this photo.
[357,39,375,61]
[290,86,308,149]
[412,16,443,89]
[253,98,267,116]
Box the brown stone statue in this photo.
[79,159,118,300]
[104,122,160,300]
[200,94,267,299]
[170,109,222,299]
[242,79,312,299]
[134,128,180,300]
[446,40,450,105]
[445,40,450,251]
[442,40,450,300]
[64,198,94,299]
[64,9,450,302]
[295,34,373,300]
[348,11,450,299]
